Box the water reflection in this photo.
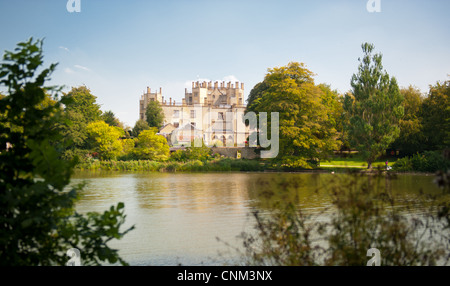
[69,171,441,266]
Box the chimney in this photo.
[192,82,195,88]
[159,87,162,94]
[214,81,218,89]
[235,81,239,89]
[241,83,244,89]
[147,87,151,94]
[170,97,172,105]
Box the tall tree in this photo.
[390,86,424,155]
[344,43,404,168]
[421,80,450,151]
[58,86,103,159]
[0,38,133,265]
[248,62,341,168]
[145,100,165,128]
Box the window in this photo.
[191,122,196,127]
[194,92,198,97]
[174,122,179,128]
[173,110,180,118]
[218,112,224,120]
[189,97,192,104]
[190,110,196,118]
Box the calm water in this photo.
[70,171,441,266]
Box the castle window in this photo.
[194,92,198,97]
[190,110,196,118]
[173,110,180,118]
[174,122,179,128]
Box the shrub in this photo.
[393,151,449,172]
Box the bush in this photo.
[393,151,449,172]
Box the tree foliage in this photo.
[390,86,424,155]
[421,80,450,151]
[0,38,133,265]
[132,119,150,137]
[247,62,341,168]
[134,129,170,161]
[145,100,165,128]
[344,43,404,168]
[86,120,124,160]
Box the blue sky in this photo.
[0,0,449,127]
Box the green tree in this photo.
[421,80,450,151]
[248,62,341,168]
[246,81,269,114]
[58,86,103,160]
[86,121,124,160]
[0,38,133,265]
[390,86,424,155]
[145,100,165,128]
[132,119,150,137]
[134,128,170,161]
[101,110,121,128]
[344,43,404,168]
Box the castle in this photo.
[139,81,251,146]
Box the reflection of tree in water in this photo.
[133,173,252,212]
[234,171,450,266]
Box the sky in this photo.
[0,0,449,127]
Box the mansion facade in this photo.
[139,81,251,146]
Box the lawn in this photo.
[320,154,397,169]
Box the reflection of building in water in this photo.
[139,81,251,146]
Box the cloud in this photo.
[59,46,70,52]
[64,68,75,74]
[74,65,91,72]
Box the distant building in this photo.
[139,81,252,147]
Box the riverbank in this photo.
[74,157,432,174]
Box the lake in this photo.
[70,171,442,266]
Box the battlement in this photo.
[190,81,244,91]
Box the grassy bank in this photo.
[75,158,268,172]
[74,156,398,173]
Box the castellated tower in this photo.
[139,80,249,147]
[183,81,244,106]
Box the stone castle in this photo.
[139,81,250,146]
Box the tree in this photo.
[343,43,404,169]
[86,121,124,160]
[390,86,424,155]
[101,110,122,128]
[145,100,165,128]
[248,62,341,168]
[246,81,269,114]
[132,119,150,137]
[58,86,103,160]
[421,80,450,151]
[134,129,170,161]
[0,38,133,265]
[62,86,102,123]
